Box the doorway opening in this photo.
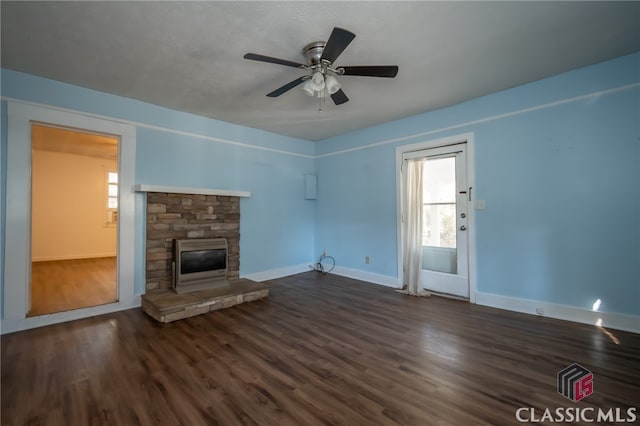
[29,124,118,316]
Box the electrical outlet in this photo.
[536,307,544,315]
[365,256,370,264]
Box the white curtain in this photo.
[399,158,430,297]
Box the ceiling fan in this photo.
[243,27,398,106]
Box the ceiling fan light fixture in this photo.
[245,27,397,106]
[302,79,315,96]
[310,71,326,91]
[325,75,341,95]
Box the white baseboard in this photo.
[241,263,313,282]
[330,266,401,288]
[32,253,117,262]
[475,291,639,334]
[240,263,400,288]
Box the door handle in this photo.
[459,187,472,201]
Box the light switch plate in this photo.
[474,200,486,209]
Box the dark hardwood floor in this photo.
[2,272,638,425]
[30,257,117,316]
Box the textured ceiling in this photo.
[2,1,639,141]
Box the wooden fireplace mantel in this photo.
[134,184,250,198]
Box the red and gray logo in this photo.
[557,363,593,402]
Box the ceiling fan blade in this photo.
[331,89,349,105]
[266,76,309,97]
[244,53,306,69]
[339,66,399,78]
[321,27,356,64]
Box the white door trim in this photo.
[2,100,139,334]
[395,132,477,303]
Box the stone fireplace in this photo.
[145,192,240,291]
[137,185,269,323]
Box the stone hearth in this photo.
[138,188,268,322]
[142,279,268,323]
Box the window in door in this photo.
[422,156,458,274]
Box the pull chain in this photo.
[318,90,327,111]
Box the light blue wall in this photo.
[1,70,315,296]
[135,127,315,276]
[315,52,640,316]
[315,143,398,276]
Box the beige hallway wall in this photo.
[32,149,117,261]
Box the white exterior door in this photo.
[404,143,469,298]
